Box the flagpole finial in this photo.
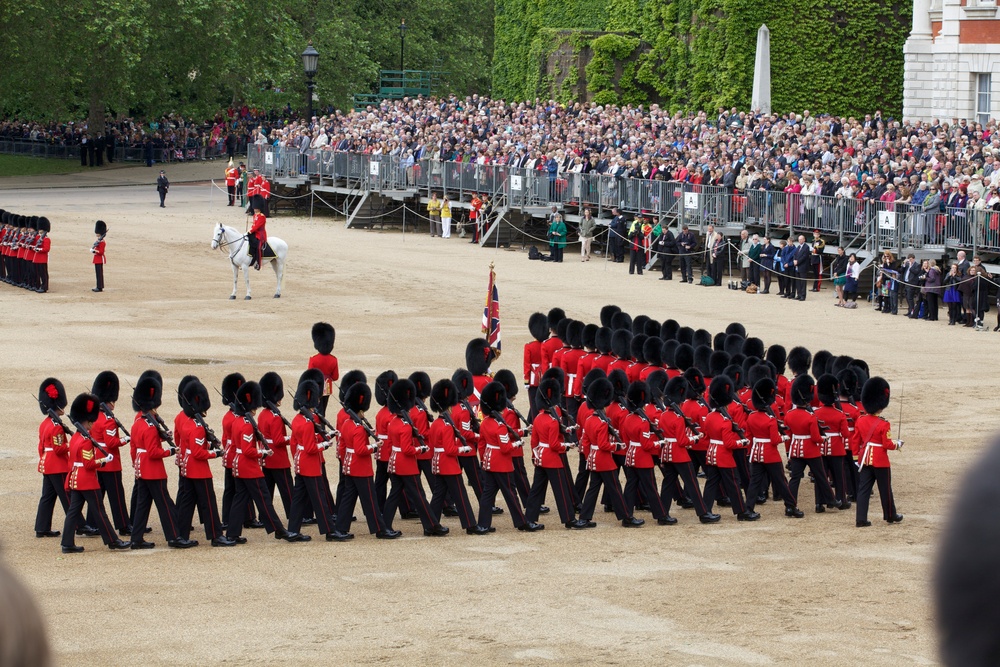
[489,261,495,270]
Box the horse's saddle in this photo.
[260,241,276,259]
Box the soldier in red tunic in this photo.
[32,216,50,292]
[464,337,497,410]
[89,371,132,535]
[855,377,903,527]
[744,378,803,517]
[34,378,76,538]
[539,308,566,371]
[286,380,338,539]
[308,322,339,417]
[334,382,400,540]
[523,312,547,421]
[59,393,131,553]
[247,207,267,270]
[814,373,853,509]
[784,375,839,513]
[219,372,257,529]
[91,220,107,292]
[701,376,758,521]
[621,382,675,524]
[258,372,294,519]
[451,369,492,512]
[657,377,718,523]
[373,371,400,510]
[427,379,480,532]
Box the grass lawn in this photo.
[0,154,88,177]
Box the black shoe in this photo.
[886,514,904,524]
[797,296,806,301]
[282,532,311,542]
[376,529,402,539]
[756,495,768,505]
[211,537,237,547]
[846,494,856,502]
[130,540,155,550]
[301,517,317,525]
[603,505,614,513]
[92,288,103,292]
[785,507,805,518]
[837,501,852,510]
[76,526,100,537]
[856,520,872,527]
[35,530,60,538]
[491,506,504,515]
[699,513,721,524]
[815,504,826,513]
[622,517,645,527]
[637,504,650,511]
[760,290,769,294]
[326,531,354,542]
[565,519,589,529]
[467,525,492,535]
[246,520,265,529]
[518,522,545,532]
[108,539,131,550]
[442,505,460,517]
[424,524,450,536]
[234,536,248,544]
[718,498,731,507]
[401,511,421,520]
[168,538,198,549]
[61,545,84,554]
[658,516,678,525]
[539,506,550,514]
[679,500,695,509]
[737,511,761,521]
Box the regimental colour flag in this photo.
[482,263,501,358]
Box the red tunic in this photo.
[450,403,480,456]
[341,418,376,477]
[502,407,525,459]
[258,408,291,469]
[583,413,619,472]
[784,408,825,459]
[93,239,106,265]
[530,410,566,468]
[607,358,630,377]
[591,353,614,374]
[92,411,125,473]
[479,415,517,473]
[131,414,172,480]
[656,408,692,463]
[33,236,50,264]
[855,414,897,468]
[409,406,433,460]
[429,418,463,475]
[523,340,542,387]
[222,409,237,469]
[37,416,70,475]
[387,415,421,475]
[249,212,268,246]
[814,406,850,457]
[540,336,562,371]
[470,374,491,411]
[231,417,265,479]
[840,401,862,457]
[575,352,599,396]
[703,411,742,468]
[291,413,325,477]
[174,411,193,470]
[621,412,658,468]
[375,406,393,463]
[745,410,784,464]
[681,399,709,452]
[307,353,340,397]
[559,348,586,397]
[66,433,102,491]
[576,401,595,451]
[178,421,218,479]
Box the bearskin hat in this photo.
[683,368,705,399]
[742,356,761,379]
[541,366,566,393]
[751,378,776,412]
[465,338,495,376]
[595,327,613,355]
[626,381,649,410]
[850,366,868,402]
[344,383,373,414]
[765,345,787,374]
[388,378,416,413]
[712,332,727,352]
[37,217,50,233]
[221,372,246,407]
[787,346,812,375]
[607,369,629,399]
[644,318,661,338]
[630,334,648,363]
[722,334,743,358]
[726,322,747,338]
[673,343,695,372]
[643,337,663,367]
[660,319,679,341]
[38,378,67,414]
[528,312,549,342]
[837,369,858,400]
[677,326,694,346]
[536,378,562,411]
[297,369,324,393]
[566,320,585,349]
[405,371,430,400]
[310,322,335,355]
[547,307,566,332]
[375,370,399,406]
[611,329,632,360]
[480,381,508,415]
[177,374,200,405]
[494,369,519,399]
[69,393,101,424]
[585,377,614,411]
[746,363,773,390]
[830,355,854,377]
[599,305,621,328]
[693,328,712,350]
[661,339,679,368]
[709,375,735,409]
[849,358,870,378]
[445,369,470,401]
[294,380,321,411]
[91,371,120,404]
[694,345,713,376]
[861,377,891,415]
[610,311,632,332]
[429,379,459,413]
[709,350,731,378]
[181,381,211,417]
[232,381,263,415]
[94,220,107,235]
[581,367,606,394]
[134,376,163,412]
[664,376,688,406]
[338,370,367,401]
[816,373,839,406]
[724,364,744,389]
[645,369,667,399]
[255,372,281,406]
[582,323,599,350]
[741,337,765,360]
[790,374,815,407]
[631,314,650,337]
[555,318,571,344]
[812,350,833,379]
[731,352,746,369]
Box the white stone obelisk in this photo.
[751,24,771,115]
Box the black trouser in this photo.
[749,262,760,287]
[176,477,224,540]
[226,477,284,539]
[131,478,181,542]
[796,265,809,298]
[925,292,939,321]
[222,467,256,526]
[35,472,71,532]
[376,459,416,518]
[336,476,387,534]
[689,449,706,477]
[95,264,104,291]
[573,451,591,504]
[97,470,130,532]
[263,467,294,519]
[383,473,436,531]
[905,286,919,315]
[746,462,797,511]
[429,474,476,529]
[629,247,644,275]
[227,184,236,205]
[659,460,708,516]
[288,474,335,535]
[320,462,337,514]
[158,189,167,206]
[845,455,859,499]
[550,245,563,262]
[61,490,117,548]
[812,261,822,290]
[856,467,897,522]
[36,264,48,292]
[459,455,484,499]
[710,258,723,285]
[822,454,849,504]
[477,470,527,529]
[679,255,693,282]
[525,466,575,524]
[511,457,531,506]
[601,453,626,507]
[788,457,836,507]
[702,465,747,515]
[660,253,673,279]
[623,467,668,520]
[948,301,962,324]
[580,469,631,521]
[763,266,773,292]
[733,449,751,491]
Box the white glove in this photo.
[105,453,114,463]
[122,436,131,445]
[896,440,904,451]
[459,446,472,454]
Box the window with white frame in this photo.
[977,73,992,127]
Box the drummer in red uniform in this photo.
[855,377,903,527]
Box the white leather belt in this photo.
[629,441,640,447]
[710,439,723,445]
[537,443,550,448]
[486,444,500,449]
[73,462,84,467]
[433,447,445,452]
[236,449,243,454]
[43,447,53,452]
[392,446,401,452]
[663,438,677,443]
[379,435,388,440]
[297,445,305,451]
[753,438,770,444]
[136,448,147,453]
[345,448,356,453]
[265,439,273,444]
[792,435,808,440]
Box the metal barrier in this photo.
[0,138,242,164]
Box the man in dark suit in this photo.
[792,235,810,300]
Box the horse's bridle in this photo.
[214,224,246,266]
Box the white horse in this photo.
[211,223,288,300]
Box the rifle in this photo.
[229,393,271,459]
[666,399,702,436]
[544,404,578,444]
[504,398,532,434]
[34,395,110,458]
[98,400,131,438]
[631,403,666,441]
[141,410,176,449]
[593,409,623,447]
[67,415,111,458]
[436,409,469,448]
[264,399,293,430]
[332,381,378,438]
[458,397,481,433]
[484,407,524,447]
[91,233,106,252]
[178,393,222,454]
[716,405,747,441]
[396,409,428,449]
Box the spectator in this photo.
[831,246,848,307]
[759,236,777,294]
[943,263,963,325]
[923,258,942,321]
[579,208,596,262]
[547,212,566,263]
[844,253,861,306]
[427,192,442,238]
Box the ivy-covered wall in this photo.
[494,0,914,116]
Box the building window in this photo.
[977,73,992,127]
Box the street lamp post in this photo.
[301,43,319,122]
[399,19,407,77]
